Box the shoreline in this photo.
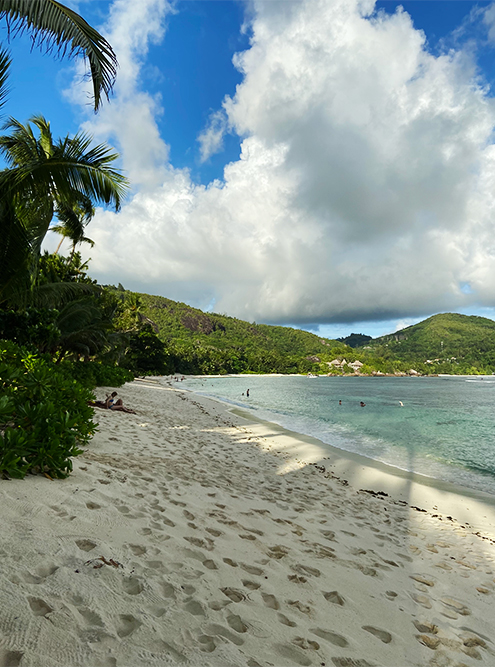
[1,378,494,666]
[180,385,495,536]
[180,377,495,520]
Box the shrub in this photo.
[62,360,134,389]
[0,340,96,479]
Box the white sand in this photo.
[1,378,495,667]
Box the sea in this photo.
[181,375,495,496]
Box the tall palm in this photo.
[52,195,95,259]
[0,0,117,112]
[0,115,128,304]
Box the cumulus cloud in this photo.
[74,0,495,326]
[66,0,173,189]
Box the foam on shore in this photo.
[0,377,494,667]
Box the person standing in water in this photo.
[246,389,250,397]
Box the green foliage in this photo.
[0,306,60,351]
[122,325,172,375]
[61,360,134,389]
[0,339,96,479]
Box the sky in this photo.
[4,0,495,339]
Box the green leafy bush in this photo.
[0,340,96,479]
[62,360,134,389]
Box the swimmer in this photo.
[360,401,366,407]
[399,401,404,407]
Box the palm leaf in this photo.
[0,0,117,111]
[0,47,11,111]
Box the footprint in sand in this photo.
[240,563,264,576]
[242,580,261,591]
[28,597,53,617]
[86,502,101,510]
[122,577,144,596]
[203,559,218,570]
[261,593,280,610]
[323,590,345,605]
[128,544,147,556]
[278,613,297,627]
[75,539,97,552]
[184,600,205,616]
[274,643,312,666]
[310,628,349,647]
[440,597,471,616]
[362,626,393,644]
[117,614,142,638]
[268,545,290,560]
[197,634,217,653]
[206,623,245,646]
[292,637,320,650]
[221,588,247,603]
[227,614,248,633]
[0,650,24,667]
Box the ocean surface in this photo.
[181,375,495,496]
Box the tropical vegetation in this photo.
[0,0,129,479]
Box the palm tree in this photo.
[52,195,95,260]
[0,0,117,112]
[0,115,128,305]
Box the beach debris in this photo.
[360,489,389,498]
[85,556,123,569]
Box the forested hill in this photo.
[361,313,495,374]
[123,290,495,375]
[127,290,344,374]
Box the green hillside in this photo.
[362,313,495,374]
[118,289,495,376]
[124,290,348,374]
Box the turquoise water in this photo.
[181,375,495,495]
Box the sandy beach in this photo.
[1,378,495,667]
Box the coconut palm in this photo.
[0,115,128,304]
[52,195,95,260]
[0,0,117,112]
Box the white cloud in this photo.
[74,0,495,325]
[197,109,229,162]
[66,0,173,189]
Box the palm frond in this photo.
[0,0,118,111]
[0,47,11,111]
[31,280,100,309]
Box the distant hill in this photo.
[364,313,495,374]
[337,333,372,348]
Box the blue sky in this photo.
[4,0,495,340]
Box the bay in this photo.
[182,375,495,496]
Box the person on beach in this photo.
[105,391,136,413]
